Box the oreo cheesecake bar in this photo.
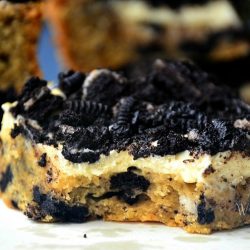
[0,60,249,234]
[46,0,244,72]
[0,0,42,92]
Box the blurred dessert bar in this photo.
[46,0,245,71]
[0,0,42,92]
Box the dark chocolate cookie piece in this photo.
[59,71,85,96]
[83,70,127,106]
[11,77,63,123]
[31,186,90,222]
[38,153,47,167]
[110,170,150,205]
[62,126,111,163]
[197,194,215,225]
[0,165,13,192]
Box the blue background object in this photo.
[38,23,61,83]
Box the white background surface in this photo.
[1,200,250,250]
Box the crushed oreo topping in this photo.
[11,77,63,124]
[83,69,127,106]
[116,97,136,126]
[10,59,250,164]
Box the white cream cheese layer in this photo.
[111,0,241,31]
[40,145,249,186]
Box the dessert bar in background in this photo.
[45,0,245,71]
[0,59,249,234]
[0,0,42,92]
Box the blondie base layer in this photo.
[0,0,42,92]
[0,60,249,234]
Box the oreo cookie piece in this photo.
[110,169,150,205]
[31,186,89,222]
[0,165,13,192]
[59,71,85,96]
[83,70,127,106]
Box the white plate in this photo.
[1,201,250,250]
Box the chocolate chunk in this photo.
[110,170,150,205]
[197,194,215,225]
[38,153,47,167]
[0,165,13,192]
[32,186,89,222]
[110,170,150,191]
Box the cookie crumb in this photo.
[38,153,47,168]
